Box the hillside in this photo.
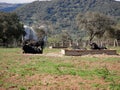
[0,3,23,12]
[15,0,120,36]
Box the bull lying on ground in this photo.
[22,40,44,54]
[90,42,107,50]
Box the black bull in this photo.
[90,43,107,50]
[22,40,44,54]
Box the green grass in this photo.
[110,47,120,54]
[0,47,120,90]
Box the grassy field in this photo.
[0,47,120,90]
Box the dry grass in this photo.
[0,47,120,90]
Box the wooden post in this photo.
[114,39,118,47]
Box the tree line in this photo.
[0,12,25,47]
[48,12,120,44]
[76,12,120,42]
[0,11,120,47]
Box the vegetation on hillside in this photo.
[15,0,120,24]
[0,0,120,46]
[14,0,120,42]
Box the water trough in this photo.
[61,49,118,56]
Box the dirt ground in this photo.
[2,74,110,90]
[0,50,120,90]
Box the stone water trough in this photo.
[61,49,118,56]
[49,46,68,49]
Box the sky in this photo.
[0,0,120,4]
[0,0,50,4]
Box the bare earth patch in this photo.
[3,74,110,90]
[0,48,120,90]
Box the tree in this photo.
[0,12,25,47]
[47,30,72,46]
[60,30,72,43]
[34,25,46,41]
[114,23,120,40]
[76,12,116,42]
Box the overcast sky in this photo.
[0,0,120,4]
[0,0,50,4]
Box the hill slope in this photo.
[15,0,120,35]
[0,3,23,12]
